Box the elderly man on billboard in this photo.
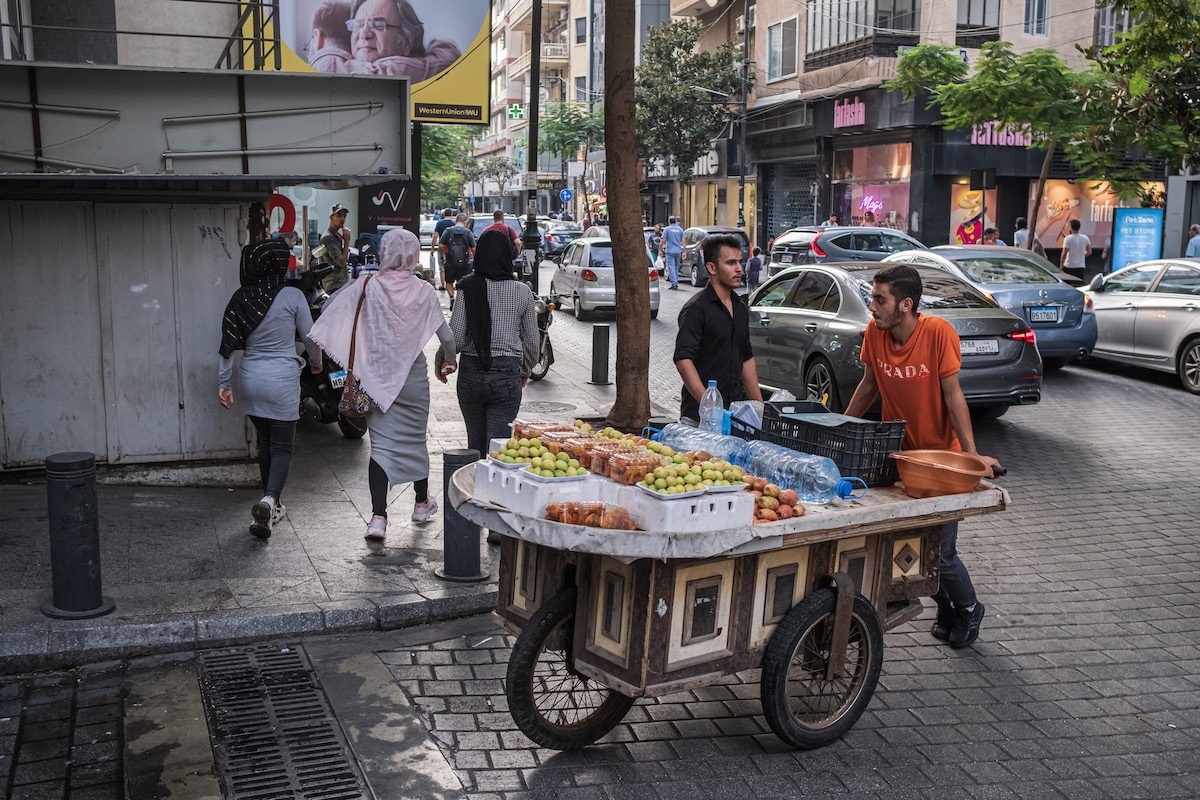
[308,0,461,83]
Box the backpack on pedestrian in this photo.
[444,230,472,282]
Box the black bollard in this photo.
[41,452,115,619]
[435,449,489,583]
[588,324,611,386]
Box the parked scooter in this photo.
[293,265,368,439]
[529,296,555,381]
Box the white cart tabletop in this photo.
[449,464,1008,561]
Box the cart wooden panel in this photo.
[495,521,941,698]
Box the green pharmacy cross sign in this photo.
[508,103,525,120]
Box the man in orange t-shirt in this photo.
[845,264,1002,650]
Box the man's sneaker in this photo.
[364,516,387,541]
[931,604,955,642]
[251,495,275,539]
[412,497,438,524]
[271,502,287,526]
[948,602,986,649]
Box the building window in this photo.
[1023,0,1047,35]
[957,0,1000,46]
[832,143,913,231]
[574,16,586,44]
[806,0,920,68]
[574,76,587,102]
[1094,2,1132,47]
[767,17,798,81]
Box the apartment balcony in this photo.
[508,0,569,32]
[508,42,570,78]
[672,0,733,18]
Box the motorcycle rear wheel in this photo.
[530,337,552,381]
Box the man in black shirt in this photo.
[673,233,763,421]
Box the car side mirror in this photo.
[1088,273,1105,292]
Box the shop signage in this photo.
[1111,208,1163,270]
[833,96,866,129]
[970,122,1034,147]
[860,195,885,214]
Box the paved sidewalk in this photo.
[0,327,630,672]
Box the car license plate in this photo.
[1028,305,1058,323]
[781,253,793,263]
[329,369,347,389]
[960,339,999,355]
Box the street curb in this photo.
[0,587,498,674]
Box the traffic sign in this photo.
[508,103,524,120]
[559,188,573,203]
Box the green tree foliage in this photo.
[481,155,519,199]
[886,42,1133,244]
[539,102,605,163]
[1081,0,1200,172]
[419,124,475,210]
[635,20,744,183]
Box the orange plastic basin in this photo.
[889,449,990,499]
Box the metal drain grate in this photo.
[197,643,373,800]
[520,401,577,414]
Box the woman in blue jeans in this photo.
[449,229,539,459]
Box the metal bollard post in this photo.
[41,452,115,619]
[589,323,611,386]
[435,449,489,583]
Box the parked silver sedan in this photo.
[550,237,661,320]
[1086,258,1200,393]
[749,264,1043,419]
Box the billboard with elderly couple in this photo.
[241,0,491,124]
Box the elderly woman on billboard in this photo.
[308,0,461,83]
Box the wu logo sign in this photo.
[372,188,407,211]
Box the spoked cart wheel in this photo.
[760,587,884,749]
[507,588,635,750]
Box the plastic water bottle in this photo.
[654,424,747,463]
[738,440,846,505]
[699,380,724,434]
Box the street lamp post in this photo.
[522,0,543,293]
[738,0,750,232]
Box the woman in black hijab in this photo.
[449,229,539,459]
[218,238,323,540]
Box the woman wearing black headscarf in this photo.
[218,238,323,539]
[449,229,539,458]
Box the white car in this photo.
[550,237,661,320]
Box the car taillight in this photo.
[1084,294,1094,312]
[581,269,598,282]
[809,236,828,258]
[1008,329,1037,344]
[649,270,659,281]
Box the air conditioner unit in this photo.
[735,7,756,34]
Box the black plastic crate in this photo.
[761,401,906,487]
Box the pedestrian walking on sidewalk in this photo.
[844,264,1003,649]
[661,216,684,289]
[218,239,324,540]
[309,228,457,542]
[450,229,539,459]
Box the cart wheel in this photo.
[760,588,883,749]
[507,588,635,750]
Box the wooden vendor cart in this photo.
[449,466,1007,751]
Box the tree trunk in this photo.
[604,0,651,430]
[1027,139,1056,251]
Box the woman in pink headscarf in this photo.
[310,228,456,542]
